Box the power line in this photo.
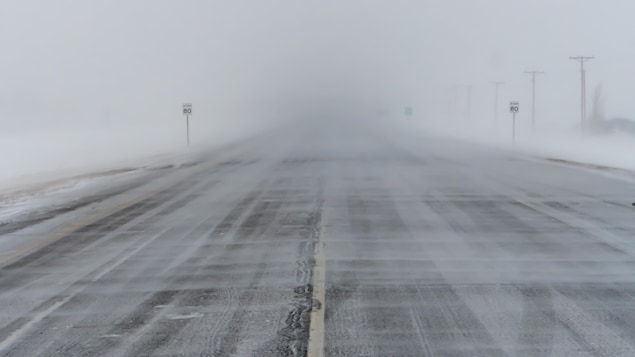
[523,71,544,132]
[569,56,594,134]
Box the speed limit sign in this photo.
[509,101,519,113]
[183,103,192,115]
[182,103,192,146]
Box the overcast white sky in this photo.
[2,0,635,133]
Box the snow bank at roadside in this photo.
[0,118,273,223]
[515,132,635,171]
[418,118,635,171]
[0,119,269,192]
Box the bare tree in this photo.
[590,83,606,134]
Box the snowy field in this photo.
[0,119,277,224]
[418,116,635,172]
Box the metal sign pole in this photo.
[182,103,192,147]
[512,112,516,144]
[509,100,519,144]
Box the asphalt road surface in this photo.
[1,120,635,356]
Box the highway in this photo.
[1,120,635,356]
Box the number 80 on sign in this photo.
[183,103,192,115]
[509,101,519,113]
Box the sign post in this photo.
[182,103,192,146]
[509,101,519,144]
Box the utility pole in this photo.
[447,86,457,120]
[524,71,544,132]
[569,56,594,134]
[490,81,504,124]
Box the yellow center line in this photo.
[308,225,326,357]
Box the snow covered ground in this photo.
[0,118,277,224]
[4,113,634,228]
[1,125,250,190]
[418,117,635,172]
[2,130,177,190]
[0,169,140,224]
[516,132,635,171]
[0,113,289,187]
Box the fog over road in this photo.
[1,120,635,356]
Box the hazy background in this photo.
[2,0,635,184]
